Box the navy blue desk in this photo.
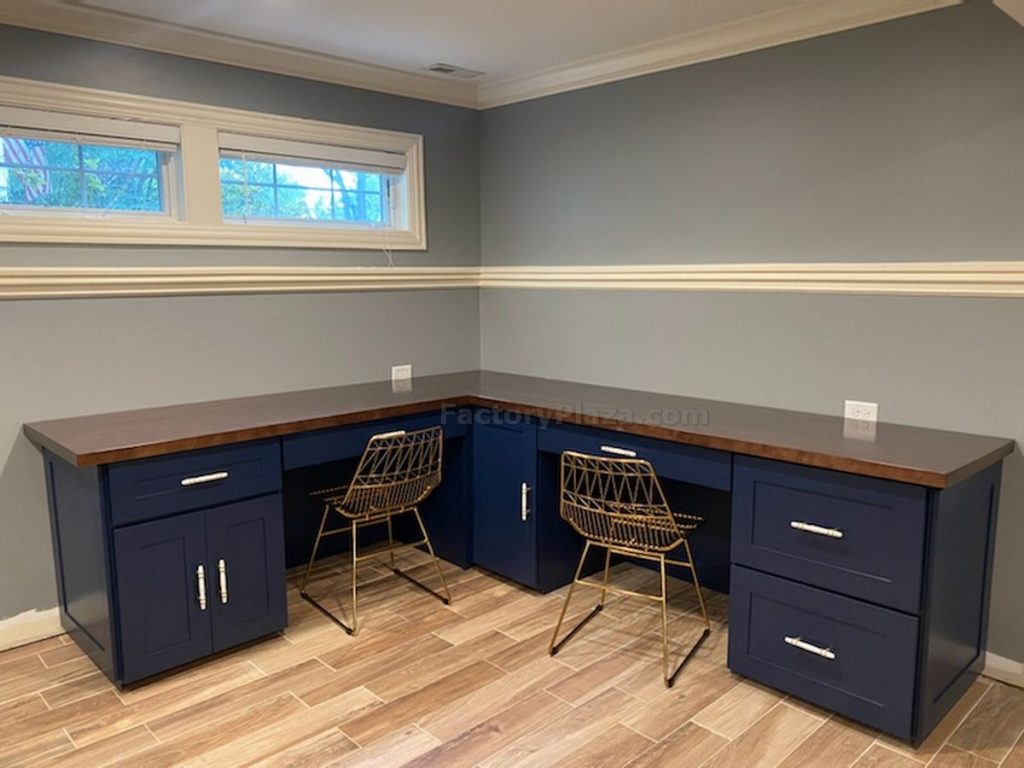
[24,371,1013,744]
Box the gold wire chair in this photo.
[549,450,712,687]
[299,426,452,635]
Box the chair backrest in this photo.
[559,450,683,553]
[339,426,443,518]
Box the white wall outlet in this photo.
[844,399,879,423]
[391,364,413,383]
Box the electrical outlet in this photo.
[391,364,412,383]
[844,399,878,423]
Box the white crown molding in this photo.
[994,0,1024,27]
[477,0,962,108]
[3,262,1024,300]
[0,608,61,652]
[0,0,960,111]
[0,1,478,109]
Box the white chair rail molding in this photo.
[1,261,1023,300]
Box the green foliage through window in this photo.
[220,155,389,225]
[0,136,166,213]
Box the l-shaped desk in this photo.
[24,370,1014,745]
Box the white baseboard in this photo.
[984,652,1024,688]
[0,608,63,652]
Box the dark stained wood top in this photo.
[24,370,1014,488]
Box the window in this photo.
[0,135,170,214]
[0,76,426,249]
[219,158,391,225]
[216,133,406,229]
[0,106,179,217]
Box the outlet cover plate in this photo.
[844,399,878,423]
[391,364,412,383]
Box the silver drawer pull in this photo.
[790,521,844,539]
[521,482,530,522]
[785,635,836,660]
[180,471,229,487]
[218,559,229,604]
[600,445,637,458]
[373,430,407,440]
[196,565,208,611]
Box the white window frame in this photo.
[0,75,426,250]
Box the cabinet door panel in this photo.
[114,511,212,684]
[473,419,537,587]
[207,494,287,652]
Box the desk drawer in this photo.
[109,441,281,527]
[537,424,731,491]
[728,566,918,740]
[732,457,927,613]
[282,410,468,470]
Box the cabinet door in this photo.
[473,419,538,587]
[206,494,287,652]
[114,511,212,684]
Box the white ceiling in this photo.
[0,0,962,107]
[78,0,794,82]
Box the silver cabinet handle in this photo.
[600,445,637,458]
[521,482,530,522]
[785,635,836,660]
[196,565,208,611]
[790,521,844,539]
[217,559,228,604]
[181,471,229,487]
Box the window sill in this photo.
[0,217,427,249]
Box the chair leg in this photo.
[412,508,452,605]
[684,538,712,631]
[299,504,330,596]
[599,547,612,608]
[387,509,452,605]
[664,539,712,687]
[659,555,671,686]
[386,516,396,569]
[350,521,360,635]
[550,541,605,656]
[299,505,357,636]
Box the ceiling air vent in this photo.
[424,63,485,79]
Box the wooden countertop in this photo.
[24,370,1014,488]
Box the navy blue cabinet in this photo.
[206,495,288,653]
[114,510,213,683]
[729,565,919,739]
[472,417,538,587]
[114,494,286,683]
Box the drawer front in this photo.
[109,441,281,527]
[732,456,927,613]
[728,566,919,740]
[282,409,469,470]
[537,423,731,491]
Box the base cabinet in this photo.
[472,419,538,587]
[114,494,287,683]
[114,509,213,683]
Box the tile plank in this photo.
[949,681,1024,763]
[700,701,822,768]
[625,721,729,768]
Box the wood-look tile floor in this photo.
[2,553,1023,768]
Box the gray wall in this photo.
[0,27,482,621]
[479,2,1024,659]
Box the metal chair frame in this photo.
[549,450,712,687]
[299,427,452,635]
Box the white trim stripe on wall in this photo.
[2,262,1024,300]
